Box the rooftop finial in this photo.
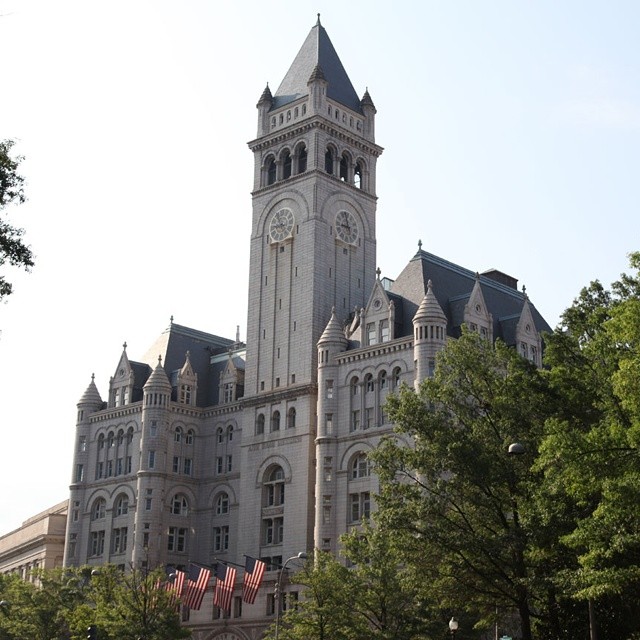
[522,284,527,296]
[122,341,127,351]
[316,13,321,26]
[418,239,422,251]
[170,315,174,325]
[91,373,95,382]
[157,355,162,365]
[376,267,381,279]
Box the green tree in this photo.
[0,566,189,640]
[341,521,438,639]
[371,331,576,640]
[264,552,364,640]
[539,252,640,638]
[88,566,190,640]
[0,139,34,299]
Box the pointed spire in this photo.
[361,88,376,110]
[318,307,348,346]
[144,356,171,391]
[78,374,103,407]
[273,20,362,112]
[414,280,447,323]
[307,64,327,83]
[257,83,273,107]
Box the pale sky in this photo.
[1,0,639,535]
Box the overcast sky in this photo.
[1,0,639,535]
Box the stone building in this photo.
[64,17,551,639]
[0,501,67,580]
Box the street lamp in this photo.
[449,616,459,638]
[274,552,307,640]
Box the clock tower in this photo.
[239,16,382,559]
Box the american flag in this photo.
[164,567,186,607]
[242,556,266,604]
[213,563,237,612]
[183,564,211,610]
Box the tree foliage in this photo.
[0,139,34,299]
[538,252,640,637]
[0,566,189,640]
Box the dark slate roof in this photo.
[273,18,362,113]
[130,361,152,403]
[389,249,552,343]
[141,322,236,407]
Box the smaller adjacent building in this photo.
[0,501,68,580]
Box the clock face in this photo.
[269,208,295,242]
[335,210,358,244]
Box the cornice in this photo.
[248,116,383,157]
[251,168,378,203]
[336,337,414,365]
[242,383,318,408]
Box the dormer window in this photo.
[179,384,192,405]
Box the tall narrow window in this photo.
[266,157,276,185]
[325,149,333,174]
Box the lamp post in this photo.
[449,616,459,638]
[274,552,307,640]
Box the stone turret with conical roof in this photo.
[133,356,172,567]
[77,374,103,412]
[256,83,273,136]
[315,308,348,554]
[413,280,447,387]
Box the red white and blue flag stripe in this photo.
[183,564,210,610]
[242,556,266,604]
[213,563,237,612]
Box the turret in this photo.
[133,356,172,568]
[412,280,447,388]
[315,308,348,552]
[307,64,328,116]
[360,88,376,142]
[256,83,273,137]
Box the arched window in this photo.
[91,498,106,521]
[215,492,229,515]
[354,161,363,189]
[271,410,281,432]
[107,432,114,448]
[392,367,402,389]
[217,427,224,444]
[256,413,265,435]
[98,434,105,449]
[351,377,360,396]
[379,370,387,390]
[126,427,134,444]
[297,144,307,174]
[227,425,233,441]
[365,374,374,394]
[264,466,285,506]
[266,156,276,185]
[117,429,124,446]
[171,494,189,516]
[351,453,370,479]
[115,494,129,516]
[340,153,349,181]
[287,407,296,429]
[282,150,292,179]
[174,427,183,443]
[186,429,194,445]
[325,149,334,174]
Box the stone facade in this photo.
[0,501,67,580]
[63,18,551,640]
